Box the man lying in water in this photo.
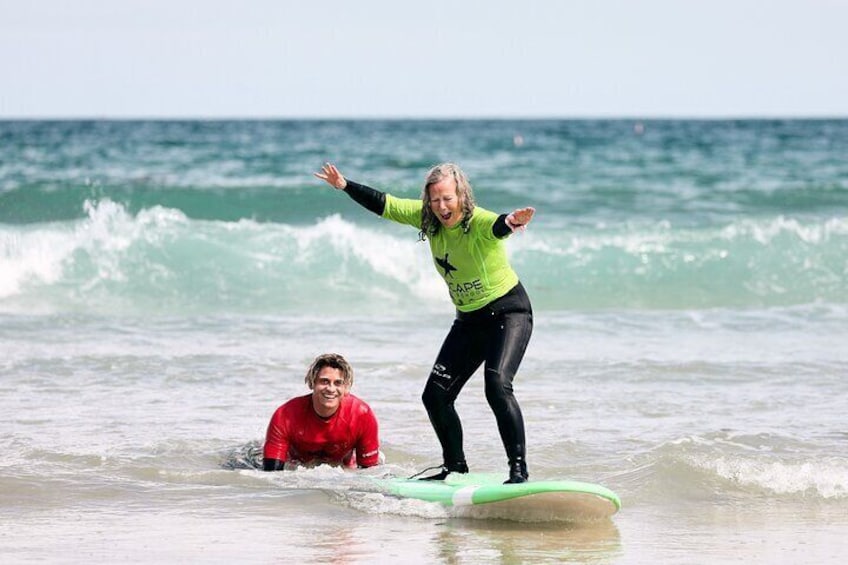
[263,353,381,471]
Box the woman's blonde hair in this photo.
[304,353,354,389]
[419,163,476,239]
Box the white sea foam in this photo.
[2,199,846,315]
[0,199,188,300]
[708,457,848,499]
[0,225,74,298]
[291,214,431,287]
[670,435,848,501]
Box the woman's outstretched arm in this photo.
[314,163,386,216]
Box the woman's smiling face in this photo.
[428,176,461,228]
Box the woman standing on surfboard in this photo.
[315,162,534,484]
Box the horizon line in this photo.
[2,114,848,122]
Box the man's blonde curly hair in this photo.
[304,353,354,389]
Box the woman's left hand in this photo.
[507,207,535,232]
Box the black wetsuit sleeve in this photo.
[343,181,386,216]
[493,214,512,238]
[263,458,286,471]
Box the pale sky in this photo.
[2,0,846,119]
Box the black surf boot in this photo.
[419,460,469,481]
[504,458,528,484]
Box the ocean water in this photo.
[1,119,847,563]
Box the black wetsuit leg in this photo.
[421,319,486,469]
[484,308,532,464]
[421,283,533,469]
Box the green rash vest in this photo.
[382,194,519,312]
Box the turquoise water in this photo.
[3,119,847,313]
[1,120,847,563]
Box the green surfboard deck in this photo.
[372,473,621,519]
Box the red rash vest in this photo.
[263,394,380,468]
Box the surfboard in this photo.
[373,472,621,522]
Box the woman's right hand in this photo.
[314,163,347,190]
